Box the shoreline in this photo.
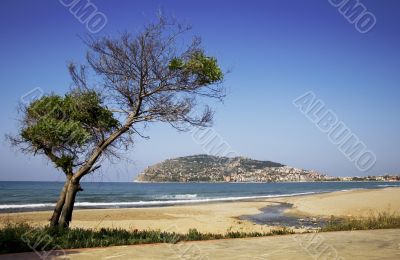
[0,191,317,213]
[2,182,400,213]
[1,187,399,234]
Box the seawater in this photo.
[0,181,398,212]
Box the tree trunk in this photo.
[58,179,82,228]
[49,178,70,227]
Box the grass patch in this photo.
[321,212,400,232]
[0,223,294,254]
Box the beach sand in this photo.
[1,187,399,234]
[0,200,275,234]
[276,187,400,218]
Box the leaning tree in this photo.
[9,17,225,228]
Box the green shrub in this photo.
[321,212,400,232]
[0,223,295,254]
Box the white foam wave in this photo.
[0,192,315,210]
[339,188,364,192]
[0,203,55,209]
[158,194,198,200]
[377,184,400,188]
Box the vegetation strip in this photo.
[2,212,400,255]
[0,223,293,254]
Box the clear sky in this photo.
[0,0,399,181]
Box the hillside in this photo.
[135,154,326,182]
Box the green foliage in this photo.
[270,227,295,235]
[0,223,294,254]
[55,155,76,170]
[20,90,119,170]
[168,57,185,70]
[64,91,119,131]
[169,51,224,85]
[187,51,224,84]
[0,222,34,254]
[321,212,400,232]
[22,118,90,148]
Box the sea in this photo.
[0,181,399,213]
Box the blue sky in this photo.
[0,0,399,181]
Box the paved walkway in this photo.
[1,229,400,259]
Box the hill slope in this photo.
[136,154,326,182]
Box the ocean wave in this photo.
[339,188,365,192]
[377,184,400,188]
[0,192,315,210]
[157,194,198,200]
[0,203,55,209]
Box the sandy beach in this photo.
[277,187,400,218]
[1,187,399,234]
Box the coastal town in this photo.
[136,155,399,183]
[222,166,325,182]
